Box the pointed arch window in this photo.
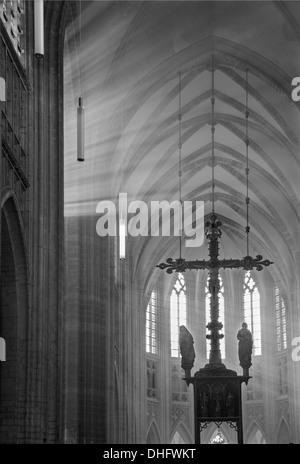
[206,275,225,359]
[146,289,157,354]
[275,285,287,351]
[170,273,186,357]
[243,271,261,355]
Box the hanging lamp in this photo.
[34,0,44,58]
[0,77,5,101]
[77,96,85,162]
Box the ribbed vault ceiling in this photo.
[64,1,300,286]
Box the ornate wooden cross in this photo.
[157,212,273,371]
[157,212,273,444]
[156,60,274,444]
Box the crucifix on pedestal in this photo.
[156,63,273,443]
[157,212,272,443]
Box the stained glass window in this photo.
[170,273,186,357]
[275,285,287,351]
[243,271,261,355]
[146,289,157,354]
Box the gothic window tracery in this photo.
[243,271,261,356]
[170,273,186,358]
[146,289,157,355]
[275,285,287,352]
[0,1,25,61]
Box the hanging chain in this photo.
[245,69,250,256]
[211,55,215,213]
[178,72,183,259]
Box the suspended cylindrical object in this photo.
[77,97,85,162]
[0,337,6,362]
[0,77,6,101]
[119,216,126,260]
[34,0,44,58]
